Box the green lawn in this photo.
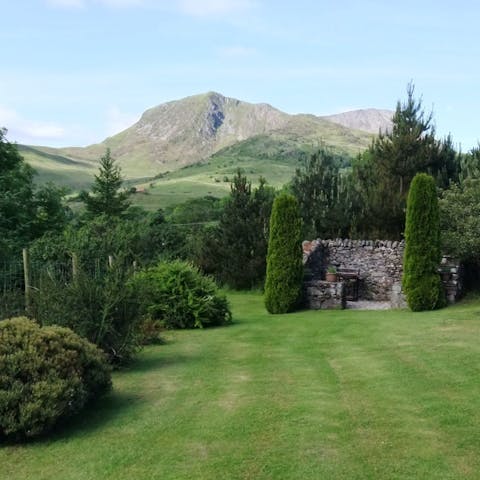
[3,292,480,479]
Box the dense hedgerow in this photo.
[133,260,232,329]
[0,317,111,441]
[264,194,304,314]
[403,173,445,311]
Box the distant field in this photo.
[18,145,96,192]
[21,135,358,210]
[3,292,480,479]
[131,154,300,210]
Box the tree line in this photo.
[2,83,480,292]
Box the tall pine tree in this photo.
[353,83,459,239]
[80,149,130,218]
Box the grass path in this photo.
[3,293,480,479]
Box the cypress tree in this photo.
[264,194,303,314]
[403,173,445,311]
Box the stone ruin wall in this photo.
[303,239,462,305]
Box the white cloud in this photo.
[178,0,255,16]
[45,0,256,16]
[46,0,85,8]
[218,46,257,58]
[45,0,144,8]
[99,0,145,7]
[106,106,139,136]
[0,106,66,144]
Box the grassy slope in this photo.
[130,130,367,210]
[18,145,96,191]
[3,292,480,479]
[21,116,372,210]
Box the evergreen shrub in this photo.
[0,317,111,441]
[133,260,232,329]
[264,194,303,313]
[32,264,143,365]
[403,173,445,311]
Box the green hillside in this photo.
[18,145,96,191]
[18,92,376,209]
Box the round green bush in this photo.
[133,260,232,329]
[0,317,111,441]
[264,193,304,314]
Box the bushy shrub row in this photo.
[0,317,111,440]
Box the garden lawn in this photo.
[3,292,480,479]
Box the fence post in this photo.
[72,252,79,280]
[22,248,31,313]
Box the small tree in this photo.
[403,173,444,311]
[291,147,351,239]
[264,194,303,313]
[80,148,130,217]
[214,170,274,289]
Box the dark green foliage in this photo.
[31,183,71,240]
[0,128,35,258]
[213,171,275,289]
[403,173,444,311]
[133,260,232,329]
[30,209,175,271]
[80,149,130,218]
[352,84,460,239]
[32,264,142,365]
[291,147,352,239]
[0,128,69,261]
[167,195,223,224]
[264,194,303,313]
[459,145,480,181]
[440,178,480,264]
[0,317,111,440]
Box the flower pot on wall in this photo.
[326,272,338,282]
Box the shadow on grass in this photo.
[129,350,197,373]
[55,391,142,442]
[1,391,144,448]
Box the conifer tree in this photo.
[353,83,459,239]
[403,173,444,311]
[80,149,130,217]
[215,170,274,289]
[264,194,303,313]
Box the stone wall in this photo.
[303,238,462,304]
[304,280,346,310]
[303,239,405,301]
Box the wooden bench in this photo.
[337,268,360,301]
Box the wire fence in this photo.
[0,250,136,319]
[0,259,25,318]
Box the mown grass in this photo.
[3,293,480,479]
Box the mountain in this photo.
[323,108,393,134]
[28,92,375,181]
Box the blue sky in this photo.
[2,0,479,150]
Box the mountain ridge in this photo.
[28,92,392,177]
